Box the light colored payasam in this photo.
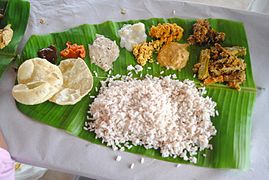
[157,42,189,70]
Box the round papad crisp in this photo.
[12,81,58,105]
[17,57,63,90]
[49,58,93,105]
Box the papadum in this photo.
[49,58,93,105]
[12,58,63,105]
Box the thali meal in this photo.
[13,17,255,168]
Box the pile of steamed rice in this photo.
[86,75,217,163]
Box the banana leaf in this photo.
[0,0,30,78]
[17,18,256,169]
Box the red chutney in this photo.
[60,42,86,59]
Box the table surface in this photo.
[1,0,269,179]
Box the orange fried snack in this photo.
[149,23,184,44]
[60,42,86,59]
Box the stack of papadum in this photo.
[12,58,93,105]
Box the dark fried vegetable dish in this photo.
[193,43,247,90]
[188,19,225,45]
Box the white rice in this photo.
[83,127,88,131]
[130,163,135,169]
[216,110,219,116]
[127,65,135,71]
[115,155,122,162]
[140,157,145,164]
[88,76,217,163]
[127,71,133,76]
[134,64,143,73]
[93,71,98,77]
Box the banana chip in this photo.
[50,58,93,105]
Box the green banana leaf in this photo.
[0,0,30,78]
[17,18,256,169]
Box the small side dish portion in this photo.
[193,43,247,90]
[60,42,86,59]
[149,23,184,44]
[118,22,147,51]
[89,34,119,71]
[157,42,189,70]
[132,40,162,66]
[188,19,225,45]
[38,45,57,63]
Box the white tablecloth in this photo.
[1,0,269,179]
